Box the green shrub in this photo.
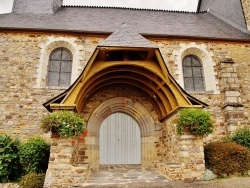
[176,108,214,136]
[19,137,50,174]
[0,134,21,183]
[204,142,250,177]
[231,127,250,150]
[41,111,85,138]
[19,173,45,188]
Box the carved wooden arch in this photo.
[87,97,155,137]
[44,48,207,122]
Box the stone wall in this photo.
[152,39,250,141]
[1,31,250,184]
[0,32,103,140]
[1,31,250,142]
[156,110,205,180]
[217,60,246,134]
[44,134,89,187]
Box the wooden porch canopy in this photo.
[44,24,207,122]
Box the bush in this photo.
[0,134,21,183]
[19,137,50,174]
[19,173,45,188]
[41,111,85,138]
[176,108,214,136]
[204,142,250,177]
[231,127,250,150]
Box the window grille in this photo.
[182,55,205,91]
[47,48,72,86]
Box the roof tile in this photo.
[0,7,249,41]
[99,24,157,48]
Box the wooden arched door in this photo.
[100,112,141,164]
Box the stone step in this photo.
[84,165,169,187]
[82,182,173,188]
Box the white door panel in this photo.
[100,112,141,164]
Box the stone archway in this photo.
[86,97,159,168]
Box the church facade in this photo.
[0,0,250,186]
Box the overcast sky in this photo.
[0,0,198,13]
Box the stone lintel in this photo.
[218,59,235,65]
[222,102,243,109]
[50,104,77,112]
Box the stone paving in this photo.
[83,165,169,187]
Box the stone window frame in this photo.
[35,37,82,89]
[173,43,219,94]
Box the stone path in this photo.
[83,165,169,187]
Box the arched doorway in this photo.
[86,97,158,168]
[100,112,141,164]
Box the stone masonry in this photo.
[218,59,245,134]
[0,1,250,187]
[0,31,250,185]
[43,134,89,187]
[1,32,250,141]
[156,110,205,180]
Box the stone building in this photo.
[0,0,250,186]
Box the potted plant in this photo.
[175,108,214,136]
[40,111,86,139]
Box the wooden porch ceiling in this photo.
[60,47,192,121]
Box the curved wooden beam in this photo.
[77,74,172,112]
[78,78,168,117]
[74,66,178,111]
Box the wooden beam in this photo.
[98,49,106,60]
[123,51,129,61]
[147,49,155,60]
[79,79,168,116]
[155,49,170,83]
[62,48,99,104]
[156,81,165,90]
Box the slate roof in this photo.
[0,6,250,41]
[197,0,247,34]
[98,24,157,48]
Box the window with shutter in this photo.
[47,48,72,86]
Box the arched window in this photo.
[47,48,72,86]
[182,55,205,91]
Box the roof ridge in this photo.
[62,5,208,14]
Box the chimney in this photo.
[241,0,250,33]
[13,0,63,14]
